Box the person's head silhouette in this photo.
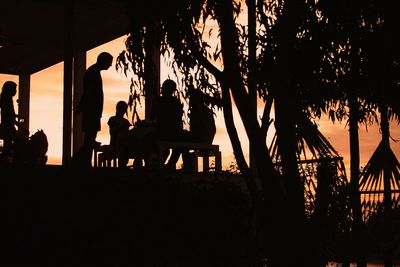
[116,100,128,117]
[189,88,206,107]
[1,81,17,98]
[96,52,113,70]
[161,79,177,96]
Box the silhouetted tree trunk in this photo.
[380,105,393,267]
[216,1,306,266]
[217,3,286,265]
[121,1,323,265]
[348,90,366,266]
[143,20,160,120]
[247,0,257,172]
[268,1,307,265]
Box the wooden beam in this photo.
[62,0,74,165]
[72,51,86,155]
[18,74,30,137]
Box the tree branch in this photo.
[260,96,274,139]
[186,26,224,81]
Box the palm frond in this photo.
[360,141,400,192]
[359,140,400,221]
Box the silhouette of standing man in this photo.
[73,52,113,167]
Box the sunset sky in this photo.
[0,35,399,173]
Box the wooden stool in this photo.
[94,145,119,167]
[190,149,222,173]
[159,142,222,173]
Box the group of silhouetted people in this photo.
[104,79,217,171]
[150,80,216,171]
[69,51,217,170]
[1,51,216,170]
[71,52,216,170]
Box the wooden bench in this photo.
[159,141,222,173]
[93,141,223,173]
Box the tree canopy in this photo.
[117,0,400,265]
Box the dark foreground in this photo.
[2,164,400,266]
[1,164,256,267]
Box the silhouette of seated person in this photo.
[0,81,27,162]
[150,79,185,170]
[187,88,216,145]
[118,119,158,169]
[105,103,158,170]
[106,100,132,167]
[180,87,217,171]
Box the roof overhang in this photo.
[0,0,130,75]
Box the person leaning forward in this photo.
[73,52,113,167]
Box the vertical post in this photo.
[382,105,393,267]
[144,20,161,120]
[349,94,361,217]
[379,30,393,264]
[72,51,86,155]
[349,91,365,265]
[381,105,391,208]
[18,74,30,138]
[379,60,391,213]
[247,0,257,171]
[62,0,74,165]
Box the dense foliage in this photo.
[117,0,400,266]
